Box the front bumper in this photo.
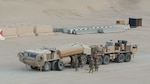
[19,56,41,67]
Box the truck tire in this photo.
[117,54,125,63]
[42,62,51,71]
[125,53,131,62]
[74,31,77,35]
[57,60,64,71]
[73,30,77,35]
[102,55,110,65]
[99,56,103,65]
[52,61,58,70]
[81,55,87,65]
[86,55,91,64]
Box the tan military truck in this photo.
[18,40,137,71]
[90,40,137,65]
[18,44,91,71]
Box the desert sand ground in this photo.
[0,0,150,84]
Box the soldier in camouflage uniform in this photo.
[89,57,94,73]
[94,57,99,72]
[78,56,83,68]
[74,56,79,71]
[71,56,75,68]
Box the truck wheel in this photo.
[81,55,87,65]
[86,55,91,64]
[42,62,51,71]
[74,31,77,35]
[99,56,103,65]
[52,61,58,70]
[102,55,110,65]
[125,53,131,62]
[117,54,125,63]
[57,60,64,71]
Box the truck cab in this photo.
[18,48,59,70]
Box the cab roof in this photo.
[24,49,51,54]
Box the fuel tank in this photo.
[57,44,84,57]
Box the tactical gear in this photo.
[94,57,99,72]
[78,56,83,68]
[74,56,79,71]
[89,57,94,73]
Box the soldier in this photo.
[94,57,99,72]
[78,56,83,68]
[74,56,79,71]
[71,56,75,68]
[89,57,94,73]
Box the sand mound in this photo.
[0,0,149,25]
[43,9,81,17]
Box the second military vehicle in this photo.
[89,40,137,65]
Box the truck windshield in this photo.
[24,52,37,58]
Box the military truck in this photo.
[18,40,137,71]
[89,40,137,65]
[18,44,91,71]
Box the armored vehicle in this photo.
[18,44,91,71]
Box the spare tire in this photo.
[57,60,64,71]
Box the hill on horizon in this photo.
[0,0,149,25]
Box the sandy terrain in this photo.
[0,0,150,84]
[0,28,150,84]
[0,0,150,25]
